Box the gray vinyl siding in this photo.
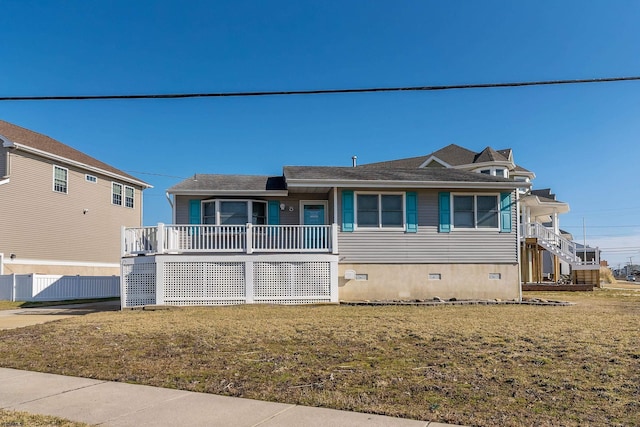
[174,193,330,225]
[338,189,518,264]
[0,150,143,265]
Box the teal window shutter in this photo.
[405,192,418,233]
[189,199,201,224]
[342,190,354,232]
[438,192,451,233]
[268,200,280,225]
[189,199,201,236]
[500,192,512,233]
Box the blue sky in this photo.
[1,1,639,267]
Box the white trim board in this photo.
[3,258,120,268]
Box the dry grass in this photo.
[0,409,88,426]
[0,289,639,426]
[600,267,616,284]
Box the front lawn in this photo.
[0,289,638,426]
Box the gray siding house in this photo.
[0,119,151,275]
[122,145,540,307]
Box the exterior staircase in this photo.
[522,222,599,269]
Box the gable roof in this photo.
[360,144,477,169]
[361,143,530,172]
[0,119,150,188]
[168,174,287,195]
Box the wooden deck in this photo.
[522,283,595,292]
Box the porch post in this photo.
[157,223,165,254]
[11,273,16,302]
[121,226,126,257]
[245,261,254,303]
[155,256,165,305]
[552,212,559,240]
[330,259,339,303]
[331,224,339,254]
[246,223,253,254]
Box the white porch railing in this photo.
[122,223,339,257]
[521,222,600,267]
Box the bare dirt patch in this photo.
[0,288,638,426]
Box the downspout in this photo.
[140,187,144,226]
[166,192,175,224]
[1,136,14,181]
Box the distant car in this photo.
[627,275,636,282]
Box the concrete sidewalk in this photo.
[0,368,461,426]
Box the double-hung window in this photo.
[112,183,123,206]
[201,200,267,225]
[53,166,68,193]
[453,194,499,229]
[124,186,134,208]
[356,193,404,229]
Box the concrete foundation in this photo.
[338,263,520,301]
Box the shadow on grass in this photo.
[0,297,119,311]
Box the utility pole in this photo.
[583,218,587,262]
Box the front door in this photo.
[303,204,326,225]
[301,202,327,249]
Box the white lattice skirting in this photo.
[121,254,339,308]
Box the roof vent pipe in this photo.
[352,155,357,168]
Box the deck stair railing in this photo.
[521,222,599,267]
[122,223,339,256]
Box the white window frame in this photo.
[354,192,405,231]
[53,165,68,194]
[476,168,508,178]
[200,199,268,225]
[451,193,500,231]
[124,186,135,208]
[112,182,123,206]
[85,174,97,183]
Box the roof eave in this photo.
[513,170,536,179]
[10,142,153,189]
[463,160,515,170]
[286,178,529,190]
[521,195,570,214]
[168,189,289,196]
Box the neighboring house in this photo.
[0,119,151,276]
[520,188,600,284]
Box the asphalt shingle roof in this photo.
[168,174,286,192]
[361,143,532,174]
[284,166,515,183]
[0,119,147,186]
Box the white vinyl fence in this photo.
[0,274,119,302]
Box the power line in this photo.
[2,76,640,102]
[121,170,189,179]
[562,225,640,228]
